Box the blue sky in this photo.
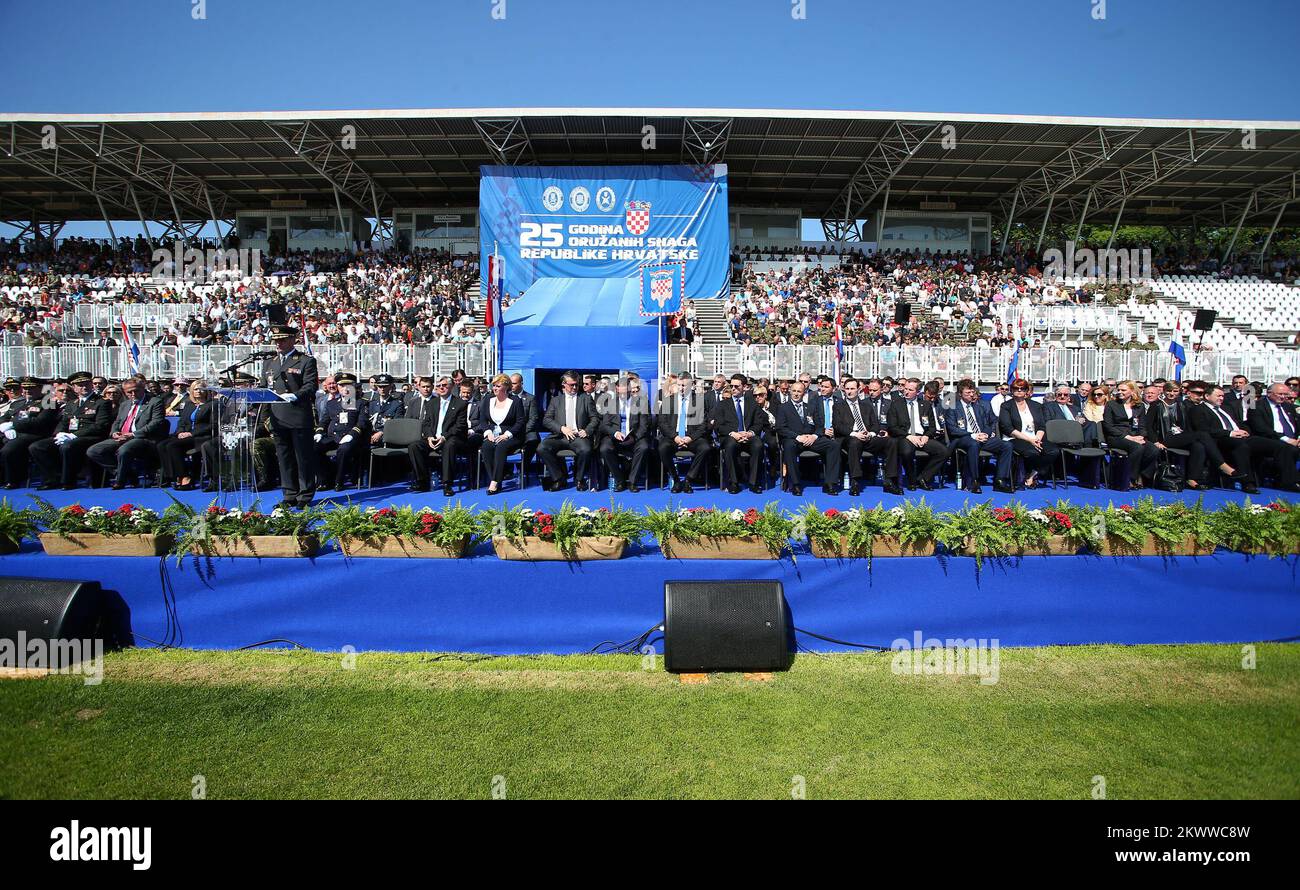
[4,0,1297,239]
[2,0,1297,119]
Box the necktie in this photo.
[1214,406,1233,431]
[824,398,832,430]
[621,402,629,435]
[850,400,863,433]
[419,398,427,421]
[795,401,805,422]
[966,404,977,431]
[566,396,575,430]
[677,398,687,437]
[435,399,447,438]
[909,400,920,435]
[123,402,139,434]
[1279,405,1295,437]
[735,398,744,431]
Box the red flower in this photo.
[66,505,87,516]
[1118,505,1133,513]
[1267,502,1288,512]
[119,504,134,514]
[824,508,840,518]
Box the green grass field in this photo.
[2,644,1297,799]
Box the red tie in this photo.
[123,403,139,434]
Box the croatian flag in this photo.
[1005,315,1023,386]
[485,253,504,343]
[118,317,140,373]
[833,314,845,379]
[1168,316,1187,381]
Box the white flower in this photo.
[87,506,107,516]
[678,508,693,517]
[889,506,905,517]
[1027,509,1049,524]
[728,509,745,521]
[1248,504,1270,515]
[841,508,862,521]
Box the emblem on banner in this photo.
[625,200,651,235]
[595,186,616,212]
[649,270,675,308]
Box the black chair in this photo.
[661,449,709,490]
[1046,419,1107,489]
[366,417,421,488]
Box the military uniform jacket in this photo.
[317,399,371,441]
[10,398,61,437]
[260,349,319,430]
[57,396,113,440]
[368,395,405,433]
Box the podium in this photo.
[209,387,284,502]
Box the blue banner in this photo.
[480,164,729,301]
[640,262,684,316]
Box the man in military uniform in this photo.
[30,371,114,490]
[260,324,320,508]
[366,373,405,444]
[0,379,21,424]
[313,372,369,491]
[1,377,61,489]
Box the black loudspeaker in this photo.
[893,303,911,325]
[663,580,792,673]
[0,577,129,651]
[1193,309,1217,331]
[267,303,288,325]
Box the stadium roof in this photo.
[3,107,1299,239]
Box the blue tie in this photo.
[1279,405,1295,438]
[677,398,687,437]
[735,398,744,430]
[824,398,832,429]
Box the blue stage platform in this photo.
[0,484,1296,654]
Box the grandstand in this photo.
[2,108,1299,383]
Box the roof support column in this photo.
[1035,191,1056,255]
[1256,202,1288,273]
[95,195,116,241]
[333,186,352,254]
[1074,188,1092,244]
[1221,195,1254,265]
[1105,194,1128,250]
[998,185,1020,256]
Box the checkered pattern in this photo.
[651,276,674,306]
[626,207,650,235]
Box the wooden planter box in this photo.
[1234,542,1300,556]
[809,536,935,559]
[662,535,781,560]
[40,532,172,557]
[190,534,319,558]
[339,536,470,559]
[491,535,627,562]
[1098,534,1214,557]
[1011,535,1080,557]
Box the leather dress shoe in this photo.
[790,485,803,496]
[749,484,762,495]
[628,484,641,493]
[679,481,694,494]
[883,482,903,496]
[849,482,861,497]
[613,481,628,493]
[992,480,1015,494]
[728,484,741,494]
[443,486,455,497]
[968,483,983,494]
[576,481,590,492]
[917,480,934,491]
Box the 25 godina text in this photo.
[1108,826,1252,842]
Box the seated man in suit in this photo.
[459,381,484,483]
[833,377,902,496]
[945,379,1012,494]
[1044,383,1101,486]
[777,379,842,496]
[886,377,950,491]
[597,376,652,493]
[655,373,711,493]
[538,371,599,492]
[313,372,370,491]
[1246,382,1300,492]
[407,376,467,496]
[714,373,767,494]
[86,376,169,488]
[30,371,114,490]
[1187,384,1259,493]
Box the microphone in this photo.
[249,351,279,360]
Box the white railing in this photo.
[0,343,495,382]
[70,303,204,336]
[661,343,1300,386]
